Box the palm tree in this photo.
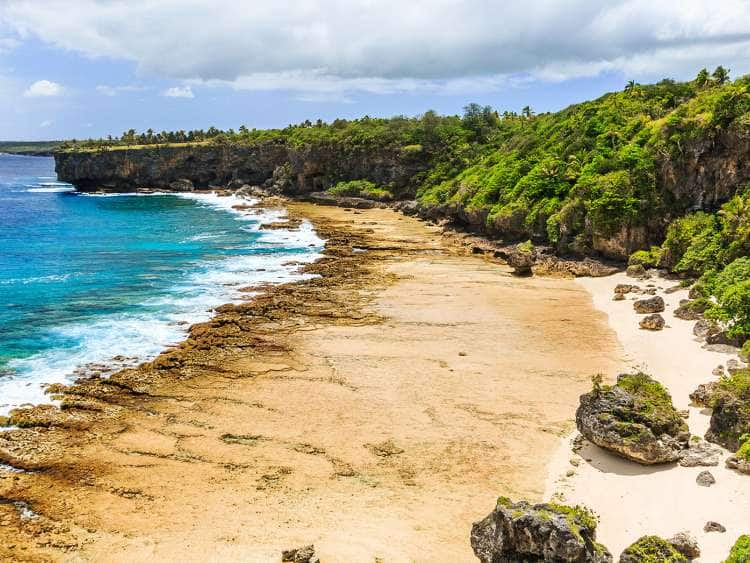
[712,66,730,85]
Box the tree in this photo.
[521,105,534,118]
[695,68,710,87]
[713,66,730,85]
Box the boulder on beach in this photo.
[705,369,750,451]
[678,439,722,467]
[575,373,689,464]
[281,545,320,563]
[668,531,701,559]
[614,284,639,295]
[626,264,648,278]
[506,242,536,276]
[696,470,716,486]
[470,497,612,563]
[619,535,687,563]
[689,382,718,407]
[633,296,665,314]
[639,313,665,331]
[673,298,710,320]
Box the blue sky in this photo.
[1,0,749,141]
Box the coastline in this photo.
[0,199,621,561]
[545,271,750,561]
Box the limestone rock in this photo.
[668,531,701,559]
[470,498,612,563]
[619,536,688,563]
[614,284,639,295]
[689,382,718,407]
[705,369,750,451]
[506,245,536,276]
[575,373,689,464]
[678,440,722,467]
[633,296,665,314]
[704,521,726,533]
[613,293,625,301]
[281,545,320,563]
[168,178,194,191]
[639,313,665,331]
[693,319,716,339]
[726,455,750,474]
[626,264,648,278]
[696,470,716,487]
[673,299,709,320]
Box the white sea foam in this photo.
[0,191,324,416]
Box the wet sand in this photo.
[0,202,620,562]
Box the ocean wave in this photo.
[0,273,76,285]
[27,186,76,193]
[0,193,325,416]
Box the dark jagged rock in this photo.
[673,299,709,320]
[689,382,718,407]
[639,313,665,331]
[281,545,320,563]
[726,455,750,474]
[704,521,726,533]
[633,296,665,314]
[614,284,639,295]
[619,535,687,563]
[696,470,716,487]
[705,369,750,451]
[470,498,611,563]
[668,531,700,559]
[626,264,648,278]
[506,244,536,276]
[678,440,722,467]
[575,373,689,464]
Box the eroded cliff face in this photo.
[54,128,750,260]
[54,141,431,195]
[659,125,750,212]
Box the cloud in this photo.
[23,79,63,97]
[96,84,147,96]
[3,0,750,96]
[162,85,194,98]
[39,119,51,127]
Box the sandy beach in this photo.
[0,201,622,562]
[546,271,750,561]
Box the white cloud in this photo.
[24,79,62,97]
[96,84,146,96]
[3,0,750,96]
[162,85,194,98]
[39,119,51,127]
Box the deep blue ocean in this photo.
[0,154,323,414]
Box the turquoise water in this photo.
[0,154,323,414]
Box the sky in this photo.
[1,0,750,141]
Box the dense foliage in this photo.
[619,535,687,563]
[726,534,750,563]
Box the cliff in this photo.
[55,141,431,195]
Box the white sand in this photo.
[545,271,750,562]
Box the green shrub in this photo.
[629,247,662,267]
[327,180,393,201]
[737,435,750,461]
[620,535,687,562]
[726,535,750,563]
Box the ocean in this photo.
[0,153,323,415]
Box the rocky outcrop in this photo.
[678,440,722,467]
[668,532,700,560]
[55,141,431,195]
[576,373,689,464]
[619,535,688,562]
[470,498,612,563]
[506,244,536,276]
[633,296,665,314]
[639,314,665,331]
[705,369,750,450]
[726,455,750,474]
[281,545,320,563]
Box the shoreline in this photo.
[0,189,323,417]
[0,199,621,561]
[545,271,749,561]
